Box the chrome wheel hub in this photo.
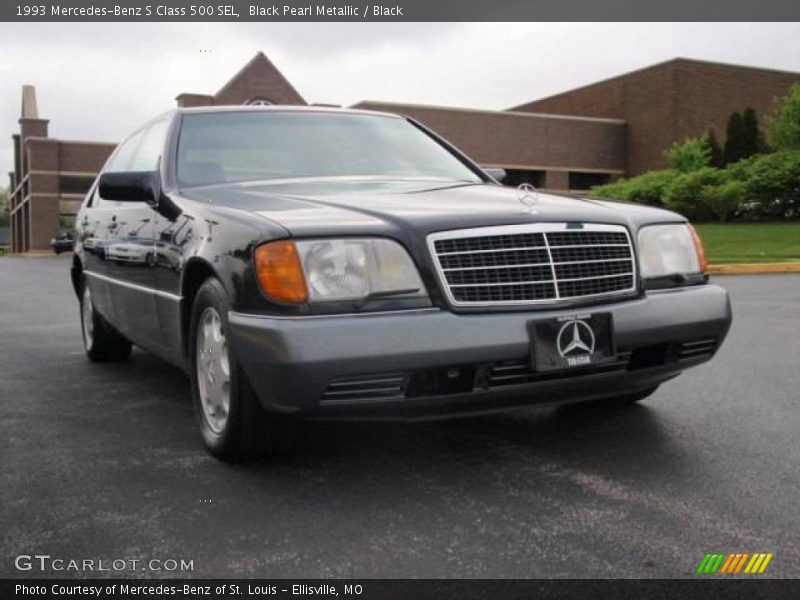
[82,286,94,350]
[196,307,230,434]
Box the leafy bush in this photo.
[767,83,800,151]
[701,179,747,223]
[733,150,800,219]
[662,167,729,222]
[591,169,677,207]
[592,165,753,222]
[665,136,711,172]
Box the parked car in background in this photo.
[72,106,732,460]
[50,230,74,254]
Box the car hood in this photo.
[180,178,682,238]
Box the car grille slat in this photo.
[446,265,555,286]
[321,373,406,404]
[675,338,718,362]
[438,248,551,270]
[550,245,632,263]
[485,351,633,388]
[435,233,546,254]
[430,224,636,306]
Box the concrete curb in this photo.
[14,251,60,258]
[708,261,800,275]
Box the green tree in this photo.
[723,112,745,164]
[0,188,9,227]
[767,83,800,151]
[706,127,725,168]
[665,136,711,172]
[741,107,761,159]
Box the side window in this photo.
[105,129,146,174]
[129,120,169,172]
[96,120,169,208]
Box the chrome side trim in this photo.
[229,308,441,321]
[84,270,182,302]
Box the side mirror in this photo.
[98,171,160,204]
[483,167,506,184]
[97,171,183,221]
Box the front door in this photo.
[96,119,170,353]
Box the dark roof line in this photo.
[352,100,626,124]
[509,57,800,111]
[177,105,401,118]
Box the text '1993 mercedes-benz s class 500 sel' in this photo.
[71,106,732,460]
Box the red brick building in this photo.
[7,54,799,253]
[511,58,800,177]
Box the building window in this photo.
[246,98,273,106]
[502,169,545,188]
[568,172,611,191]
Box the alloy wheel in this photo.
[196,307,231,434]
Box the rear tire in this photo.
[80,279,132,362]
[189,277,293,461]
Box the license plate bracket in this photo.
[528,313,616,372]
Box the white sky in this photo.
[2,22,800,181]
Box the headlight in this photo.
[638,223,707,279]
[255,238,426,303]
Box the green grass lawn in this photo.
[694,222,800,264]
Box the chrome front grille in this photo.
[428,223,636,306]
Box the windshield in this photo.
[176,111,483,187]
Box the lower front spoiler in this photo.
[304,366,683,422]
[228,284,732,419]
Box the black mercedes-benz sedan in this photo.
[72,106,732,460]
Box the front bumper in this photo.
[229,284,732,419]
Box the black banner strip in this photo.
[3,579,800,600]
[3,0,800,22]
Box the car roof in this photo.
[176,104,403,119]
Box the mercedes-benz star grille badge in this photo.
[556,320,596,357]
[517,183,539,214]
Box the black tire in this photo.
[189,277,292,461]
[80,278,132,362]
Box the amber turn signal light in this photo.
[688,223,708,273]
[254,241,309,303]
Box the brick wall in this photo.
[514,59,800,175]
[353,102,626,175]
[673,61,800,145]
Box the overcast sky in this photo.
[2,22,800,181]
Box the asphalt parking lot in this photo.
[1,255,799,579]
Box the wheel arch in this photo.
[71,255,83,297]
[180,257,223,358]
